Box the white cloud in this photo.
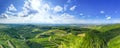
[105,15,111,20]
[61,13,74,19]
[70,5,76,11]
[30,0,42,10]
[17,1,30,17]
[8,4,17,11]
[0,4,18,19]
[100,11,104,14]
[1,13,9,19]
[0,0,78,24]
[0,0,118,24]
[54,5,63,12]
[106,16,111,20]
[42,4,51,11]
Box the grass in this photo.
[0,24,120,48]
[108,35,120,48]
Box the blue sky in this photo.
[0,0,120,24]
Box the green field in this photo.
[0,24,120,48]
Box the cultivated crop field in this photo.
[0,24,120,48]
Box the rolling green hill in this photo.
[0,24,120,48]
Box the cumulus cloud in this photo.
[70,5,76,11]
[100,11,104,14]
[0,0,79,24]
[1,0,116,24]
[42,4,51,11]
[54,5,63,12]
[106,16,111,20]
[105,15,111,20]
[8,4,17,11]
[0,13,9,19]
[30,0,42,10]
[0,4,18,19]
